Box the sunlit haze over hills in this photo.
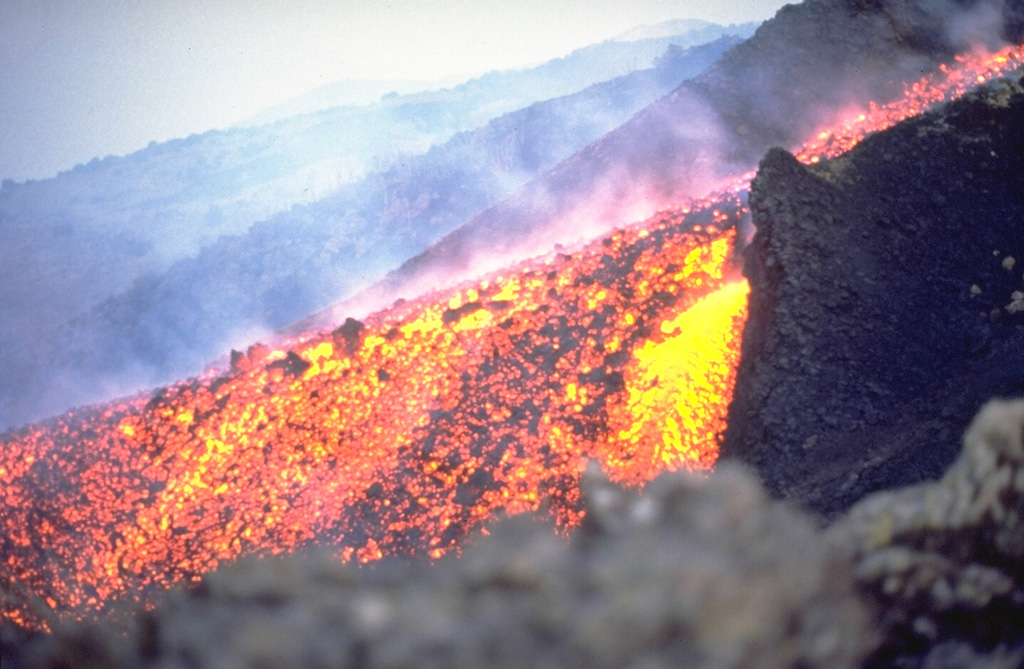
[0,0,787,183]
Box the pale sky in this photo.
[0,0,789,183]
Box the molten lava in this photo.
[2,44,1022,631]
[2,207,748,629]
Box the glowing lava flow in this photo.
[797,45,1024,164]
[1,203,748,630]
[2,45,1022,631]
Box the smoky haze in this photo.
[0,1,788,184]
[335,0,1024,320]
[0,23,753,431]
[2,0,1021,433]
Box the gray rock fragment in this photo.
[830,399,1024,665]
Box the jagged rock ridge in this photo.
[724,68,1024,516]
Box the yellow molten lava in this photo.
[603,281,749,484]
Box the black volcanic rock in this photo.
[830,399,1024,666]
[724,71,1024,516]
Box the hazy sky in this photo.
[0,0,789,183]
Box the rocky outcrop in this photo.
[724,71,1024,516]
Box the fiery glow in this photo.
[602,241,747,485]
[796,44,1024,164]
[2,45,1022,630]
[1,202,747,628]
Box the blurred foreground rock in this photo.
[10,400,1024,667]
[832,399,1024,667]
[16,464,872,669]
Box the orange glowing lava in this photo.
[2,44,1021,631]
[1,203,748,629]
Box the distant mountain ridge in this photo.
[236,77,465,128]
[614,18,718,41]
[240,18,753,127]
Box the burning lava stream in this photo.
[2,45,1022,631]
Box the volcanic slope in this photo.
[0,33,745,433]
[0,194,749,631]
[15,399,1024,669]
[339,0,1024,319]
[725,67,1024,517]
[2,35,1023,635]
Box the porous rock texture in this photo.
[832,398,1024,667]
[724,71,1024,516]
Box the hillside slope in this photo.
[1,24,748,343]
[346,0,1024,313]
[0,34,745,430]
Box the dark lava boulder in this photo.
[724,71,1024,516]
